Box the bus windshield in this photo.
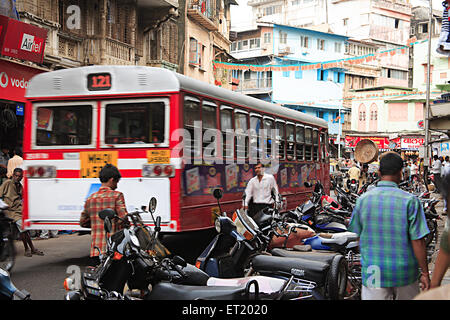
[105,101,165,144]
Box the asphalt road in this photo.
[9,228,217,300]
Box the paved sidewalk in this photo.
[427,192,450,285]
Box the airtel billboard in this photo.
[0,15,48,64]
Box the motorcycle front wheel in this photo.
[326,254,348,300]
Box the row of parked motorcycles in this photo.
[62,181,365,301]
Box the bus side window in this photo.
[202,101,217,158]
[184,98,201,158]
[305,127,312,161]
[263,117,274,160]
[250,115,262,162]
[320,132,326,162]
[296,125,305,161]
[286,123,295,161]
[235,111,248,159]
[275,121,285,160]
[221,107,234,159]
[313,129,319,161]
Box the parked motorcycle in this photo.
[0,199,15,272]
[64,197,291,300]
[0,267,31,300]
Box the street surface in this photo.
[8,194,449,300]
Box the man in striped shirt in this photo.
[349,152,430,300]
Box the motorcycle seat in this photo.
[319,232,359,245]
[270,248,340,265]
[251,254,328,286]
[147,282,251,300]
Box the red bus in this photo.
[22,66,329,233]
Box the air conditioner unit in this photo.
[279,46,291,55]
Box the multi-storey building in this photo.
[181,0,237,89]
[229,23,348,138]
[0,0,180,150]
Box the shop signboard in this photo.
[0,14,48,64]
[401,137,424,150]
[0,59,44,102]
[345,136,389,149]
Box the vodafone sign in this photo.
[401,137,424,150]
[0,15,47,63]
[0,60,44,102]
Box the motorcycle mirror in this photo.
[149,197,157,214]
[98,209,115,220]
[141,206,147,212]
[104,217,113,234]
[213,188,223,200]
[314,183,321,193]
[304,182,312,188]
[155,216,161,232]
[172,255,187,268]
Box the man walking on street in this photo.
[0,168,44,257]
[79,164,129,266]
[243,162,280,217]
[432,155,442,193]
[349,152,430,300]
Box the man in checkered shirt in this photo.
[349,152,431,300]
[79,164,128,266]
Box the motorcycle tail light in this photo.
[195,261,201,269]
[113,252,123,260]
[153,165,162,176]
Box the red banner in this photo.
[0,59,45,102]
[0,15,47,63]
[345,136,390,149]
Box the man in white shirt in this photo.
[243,162,280,217]
[431,155,442,193]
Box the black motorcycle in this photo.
[0,199,15,272]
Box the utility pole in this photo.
[423,0,433,189]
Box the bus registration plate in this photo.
[147,150,170,164]
[80,151,118,178]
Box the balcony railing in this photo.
[106,38,134,64]
[234,78,272,93]
[372,0,411,15]
[187,0,218,31]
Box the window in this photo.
[184,98,201,158]
[317,111,324,119]
[230,42,237,52]
[317,39,325,50]
[305,127,312,161]
[296,125,305,161]
[283,70,290,77]
[334,42,341,53]
[36,104,93,146]
[263,118,274,158]
[235,112,248,159]
[286,123,295,161]
[275,121,285,160]
[300,35,309,48]
[419,23,428,34]
[313,129,319,161]
[264,32,271,44]
[320,133,326,162]
[279,31,287,44]
[317,69,328,81]
[250,38,261,49]
[202,102,217,155]
[250,115,262,161]
[295,70,303,79]
[221,107,234,158]
[105,101,165,145]
[189,37,198,65]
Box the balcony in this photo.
[234,78,272,94]
[147,59,178,71]
[187,1,218,31]
[105,38,135,65]
[372,0,411,15]
[247,0,280,7]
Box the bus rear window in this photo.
[35,105,92,146]
[105,102,165,144]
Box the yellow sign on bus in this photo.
[147,150,170,164]
[80,151,118,178]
